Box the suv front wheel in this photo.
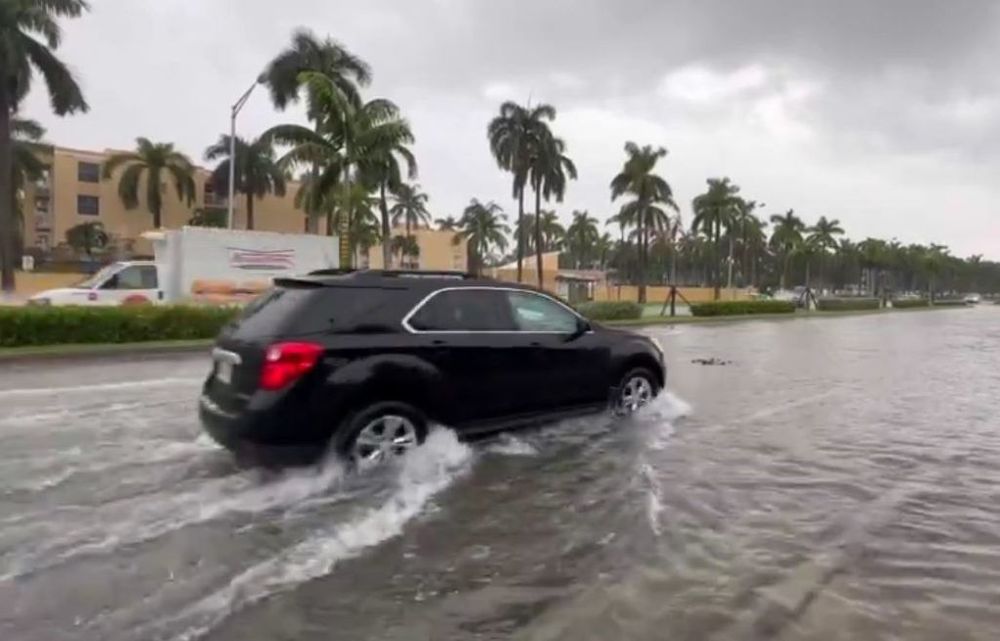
[615,367,659,416]
[335,401,428,469]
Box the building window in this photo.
[78,161,100,183]
[77,195,100,216]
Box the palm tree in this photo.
[769,209,806,289]
[454,199,510,276]
[390,234,420,267]
[102,138,196,229]
[366,139,416,268]
[858,237,892,300]
[11,117,47,252]
[536,210,566,253]
[594,232,614,271]
[610,142,678,303]
[333,182,380,261]
[390,182,431,237]
[527,133,576,287]
[0,0,89,292]
[488,101,556,282]
[565,210,600,268]
[204,134,288,230]
[294,170,338,235]
[807,215,844,291]
[691,178,741,299]
[268,83,413,265]
[64,220,108,259]
[435,216,459,231]
[263,29,370,113]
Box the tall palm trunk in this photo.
[637,205,648,304]
[0,85,14,292]
[379,183,391,268]
[340,163,351,268]
[534,179,544,289]
[151,205,162,230]
[516,186,525,283]
[245,192,255,230]
[712,219,721,300]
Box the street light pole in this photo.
[227,75,265,229]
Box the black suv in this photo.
[199,271,666,466]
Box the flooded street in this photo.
[2,307,998,641]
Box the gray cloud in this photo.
[21,0,1000,257]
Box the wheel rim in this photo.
[619,376,654,414]
[351,414,419,467]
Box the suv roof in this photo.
[280,269,513,291]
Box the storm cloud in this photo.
[23,0,1000,257]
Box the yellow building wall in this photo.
[592,285,754,303]
[20,146,313,257]
[18,146,458,274]
[363,228,467,271]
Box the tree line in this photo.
[1,2,996,299]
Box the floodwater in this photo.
[1,307,998,641]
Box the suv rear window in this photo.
[407,289,515,331]
[229,284,409,338]
[229,286,316,338]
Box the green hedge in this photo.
[689,300,796,316]
[0,305,239,347]
[892,299,930,309]
[932,299,969,307]
[816,298,880,311]
[577,301,643,321]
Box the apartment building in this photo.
[19,145,465,270]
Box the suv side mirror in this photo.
[566,317,591,341]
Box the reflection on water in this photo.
[0,308,998,641]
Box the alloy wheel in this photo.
[351,414,419,468]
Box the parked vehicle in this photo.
[28,227,339,306]
[199,270,667,466]
[27,261,160,306]
[964,293,982,304]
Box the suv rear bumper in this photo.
[199,394,325,465]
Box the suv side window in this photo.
[507,291,580,333]
[408,289,515,331]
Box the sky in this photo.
[22,0,1000,259]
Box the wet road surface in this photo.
[1,307,998,640]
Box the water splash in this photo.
[156,428,473,641]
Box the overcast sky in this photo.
[23,0,1000,258]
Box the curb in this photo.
[0,340,214,363]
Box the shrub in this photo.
[932,299,969,307]
[816,298,880,312]
[0,305,239,347]
[892,299,930,309]
[689,300,796,316]
[577,301,643,321]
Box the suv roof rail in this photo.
[307,268,358,276]
[361,269,480,280]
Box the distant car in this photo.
[199,270,667,467]
[964,293,982,304]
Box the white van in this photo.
[28,261,161,306]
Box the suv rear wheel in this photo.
[615,367,659,416]
[335,401,427,468]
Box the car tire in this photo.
[333,401,428,469]
[614,367,659,416]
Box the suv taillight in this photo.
[259,342,323,390]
